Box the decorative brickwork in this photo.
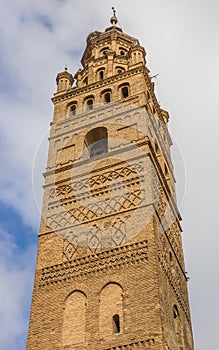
[26,13,194,350]
[104,337,156,349]
[46,188,142,229]
[39,240,148,287]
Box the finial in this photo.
[65,64,68,71]
[110,6,118,26]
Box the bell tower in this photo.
[26,10,194,350]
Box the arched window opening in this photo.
[99,283,123,337]
[169,251,173,263]
[85,127,108,158]
[119,47,127,56]
[104,92,111,104]
[112,314,120,333]
[121,85,129,98]
[173,304,182,345]
[62,291,86,346]
[86,99,93,110]
[99,70,104,80]
[101,89,112,104]
[83,77,88,85]
[70,105,76,116]
[96,68,105,81]
[100,47,109,56]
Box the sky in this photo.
[0,0,218,349]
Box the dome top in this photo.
[105,7,122,33]
[110,7,118,26]
[56,66,74,85]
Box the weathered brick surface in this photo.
[26,18,194,350]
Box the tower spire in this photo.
[110,6,118,26]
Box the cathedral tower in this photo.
[26,11,194,350]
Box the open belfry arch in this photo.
[26,9,194,350]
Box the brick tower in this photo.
[26,10,194,350]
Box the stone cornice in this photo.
[49,96,141,137]
[43,138,150,177]
[52,66,145,104]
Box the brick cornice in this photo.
[38,240,148,287]
[52,66,145,104]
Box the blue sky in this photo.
[0,202,36,349]
[0,0,219,349]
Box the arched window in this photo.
[100,47,109,56]
[86,98,93,110]
[62,291,86,346]
[103,90,111,103]
[99,70,104,80]
[84,95,95,112]
[169,251,173,263]
[96,68,105,81]
[83,77,88,85]
[85,127,108,158]
[119,47,127,56]
[112,314,120,333]
[69,104,76,116]
[66,101,77,117]
[119,84,129,99]
[101,89,112,104]
[173,304,182,346]
[122,86,128,98]
[104,93,111,103]
[99,283,123,337]
[104,92,111,103]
